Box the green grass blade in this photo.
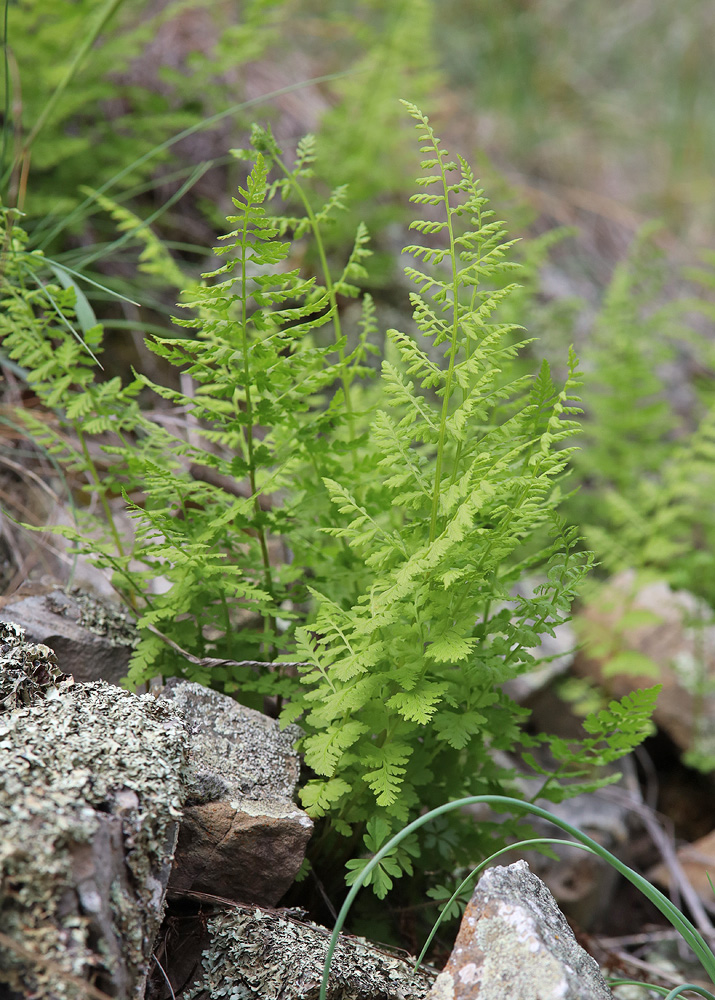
[413,837,590,972]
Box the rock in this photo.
[0,628,186,1000]
[431,860,614,1000]
[160,679,313,907]
[0,619,75,712]
[180,904,436,1000]
[573,570,715,764]
[0,585,137,686]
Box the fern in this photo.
[0,207,144,565]
[571,226,680,501]
[121,147,361,688]
[287,105,648,889]
[525,685,661,802]
[570,228,715,606]
[3,107,660,899]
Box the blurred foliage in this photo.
[435,0,715,241]
[2,0,284,224]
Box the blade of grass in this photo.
[414,837,589,972]
[29,154,236,249]
[23,256,140,306]
[664,988,715,1000]
[76,160,211,269]
[21,265,102,367]
[8,0,127,206]
[1,0,10,179]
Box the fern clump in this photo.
[3,106,659,901]
[122,141,376,692]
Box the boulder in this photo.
[181,904,436,1000]
[430,860,615,1000]
[0,585,137,686]
[0,623,186,1000]
[0,619,75,712]
[160,679,313,907]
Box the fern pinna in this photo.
[287,104,655,897]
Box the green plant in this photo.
[559,230,715,775]
[564,224,715,607]
[3,104,659,901]
[0,0,282,221]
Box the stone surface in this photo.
[574,570,715,764]
[181,904,436,1000]
[160,679,313,906]
[0,625,186,1000]
[0,585,137,686]
[0,619,75,712]
[431,860,615,1000]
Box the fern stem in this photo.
[237,189,279,661]
[273,153,355,435]
[74,422,125,560]
[448,286,481,490]
[429,161,461,543]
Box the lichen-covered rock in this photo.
[184,904,437,1000]
[0,667,186,999]
[0,619,75,711]
[0,585,137,685]
[431,860,614,1000]
[160,679,312,906]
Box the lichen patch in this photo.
[186,905,437,1000]
[0,664,186,999]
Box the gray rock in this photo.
[0,636,186,1000]
[160,679,313,906]
[431,860,615,1000]
[184,904,437,1000]
[0,586,137,686]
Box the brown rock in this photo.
[169,798,312,906]
[648,827,715,904]
[432,860,614,1000]
[160,680,313,906]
